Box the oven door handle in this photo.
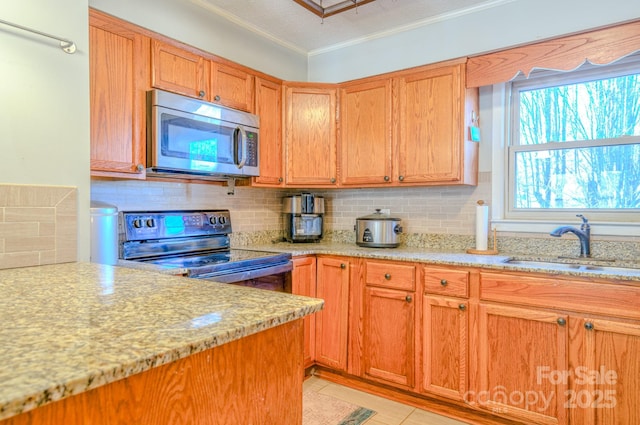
[193,261,292,284]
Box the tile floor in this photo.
[303,376,470,425]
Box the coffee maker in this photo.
[282,193,324,243]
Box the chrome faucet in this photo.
[550,214,591,257]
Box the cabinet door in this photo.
[570,317,640,425]
[395,64,465,184]
[283,85,338,187]
[315,256,349,370]
[477,303,569,425]
[339,79,393,186]
[291,256,317,368]
[252,77,283,186]
[151,40,208,99]
[422,296,468,401]
[210,62,254,112]
[363,286,415,388]
[89,11,149,178]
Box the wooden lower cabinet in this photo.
[315,256,350,370]
[569,316,640,425]
[2,321,304,425]
[292,256,317,368]
[362,285,415,388]
[421,296,468,401]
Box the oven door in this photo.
[192,261,293,293]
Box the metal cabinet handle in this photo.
[214,94,221,101]
[384,273,391,280]
[557,318,566,326]
[459,304,466,311]
[340,263,346,269]
[405,295,412,303]
[330,178,336,184]
[584,321,594,330]
[440,279,448,286]
[278,177,283,182]
[398,175,405,182]
[136,164,144,172]
[384,175,390,181]
[198,90,206,98]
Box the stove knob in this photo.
[218,216,226,225]
[132,219,143,228]
[146,218,155,228]
[209,216,217,225]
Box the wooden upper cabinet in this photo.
[395,62,478,186]
[210,62,254,112]
[89,10,149,178]
[339,79,393,186]
[151,39,209,99]
[252,77,283,186]
[283,84,338,187]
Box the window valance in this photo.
[466,19,640,88]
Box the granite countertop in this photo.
[0,262,323,421]
[240,241,640,282]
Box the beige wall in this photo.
[0,1,90,261]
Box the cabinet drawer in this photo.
[366,261,415,291]
[423,267,469,298]
[480,272,640,320]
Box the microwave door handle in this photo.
[235,126,247,169]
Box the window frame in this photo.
[492,52,640,238]
[505,58,640,223]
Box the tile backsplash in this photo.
[0,184,77,270]
[90,173,492,236]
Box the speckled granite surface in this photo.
[0,262,323,421]
[238,241,640,282]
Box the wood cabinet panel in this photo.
[89,11,149,178]
[569,317,640,425]
[394,63,478,186]
[422,296,468,401]
[339,79,393,185]
[2,321,303,425]
[315,256,350,370]
[283,85,338,187]
[477,303,568,425]
[480,272,640,320]
[253,77,283,186]
[363,286,415,388]
[151,39,208,99]
[292,256,317,368]
[365,260,415,291]
[424,266,469,298]
[210,62,254,112]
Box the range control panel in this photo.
[121,210,232,242]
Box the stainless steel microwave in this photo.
[147,89,259,180]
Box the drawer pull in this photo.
[405,295,412,303]
[557,318,566,326]
[440,279,448,286]
[584,321,594,330]
[340,263,346,269]
[384,273,391,280]
[458,303,466,311]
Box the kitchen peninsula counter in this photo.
[242,241,640,282]
[0,262,323,423]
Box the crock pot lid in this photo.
[357,209,400,220]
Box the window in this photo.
[507,59,640,221]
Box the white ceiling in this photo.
[192,0,503,54]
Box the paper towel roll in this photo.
[475,202,489,251]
